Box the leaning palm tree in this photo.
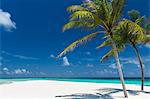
[56,0,128,97]
[127,10,150,91]
[97,10,149,91]
[128,10,145,91]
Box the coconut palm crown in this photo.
[97,10,149,91]
[57,0,129,97]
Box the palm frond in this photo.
[96,39,111,49]
[100,49,114,62]
[135,16,145,25]
[118,19,145,42]
[62,21,93,32]
[69,11,94,21]
[63,10,104,32]
[62,20,101,32]
[67,5,88,13]
[57,32,101,58]
[143,34,150,44]
[111,0,125,25]
[128,10,140,22]
[69,10,103,25]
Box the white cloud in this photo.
[121,57,145,68]
[50,54,55,58]
[39,72,46,75]
[109,63,117,69]
[2,67,31,75]
[63,57,70,66]
[95,69,117,75]
[85,51,91,55]
[0,9,16,31]
[3,67,9,71]
[14,69,30,74]
[13,55,39,60]
[86,64,94,67]
[145,44,150,48]
[1,50,39,60]
[2,67,10,75]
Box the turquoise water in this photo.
[0,78,150,85]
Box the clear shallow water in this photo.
[0,78,150,85]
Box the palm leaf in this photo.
[67,5,88,13]
[57,32,101,58]
[128,10,140,22]
[69,11,95,21]
[118,19,145,42]
[143,34,150,44]
[135,16,145,25]
[69,10,103,25]
[100,49,114,62]
[96,39,111,49]
[62,20,100,32]
[111,0,125,25]
[62,21,89,32]
[63,10,104,32]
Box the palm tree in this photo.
[128,10,145,91]
[57,0,128,97]
[97,10,149,91]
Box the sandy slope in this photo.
[0,80,149,99]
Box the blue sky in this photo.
[0,0,150,78]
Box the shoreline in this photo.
[0,80,150,99]
[0,78,150,86]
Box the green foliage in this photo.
[58,0,146,63]
[128,10,140,22]
[111,0,125,26]
[100,49,114,62]
[62,21,95,32]
[67,5,88,13]
[135,16,145,25]
[96,18,146,62]
[57,32,100,58]
[117,19,145,44]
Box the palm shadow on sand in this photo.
[55,88,150,99]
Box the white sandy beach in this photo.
[0,80,149,99]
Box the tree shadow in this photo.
[56,93,113,99]
[55,88,150,99]
[0,81,13,85]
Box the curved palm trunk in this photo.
[110,35,128,97]
[132,43,144,91]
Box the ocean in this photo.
[0,78,150,85]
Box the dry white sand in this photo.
[0,80,149,99]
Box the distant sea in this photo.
[0,78,150,85]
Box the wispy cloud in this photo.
[2,67,11,75]
[95,69,117,75]
[2,67,31,75]
[85,51,91,55]
[145,44,150,48]
[3,67,9,71]
[1,50,39,60]
[109,63,117,69]
[63,56,70,66]
[120,57,146,68]
[86,64,94,68]
[14,69,30,74]
[50,54,55,58]
[0,9,16,31]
